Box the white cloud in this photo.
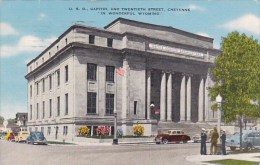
[222,14,260,35]
[38,13,47,21]
[0,22,18,36]
[188,4,205,11]
[196,32,210,38]
[0,35,57,58]
[0,102,27,119]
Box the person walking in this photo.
[221,129,227,155]
[200,128,207,155]
[210,127,219,155]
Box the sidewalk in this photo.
[186,153,260,165]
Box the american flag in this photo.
[116,68,125,76]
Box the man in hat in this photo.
[221,129,227,155]
[200,128,207,155]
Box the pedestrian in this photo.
[200,128,207,155]
[221,129,226,155]
[210,127,219,155]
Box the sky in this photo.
[0,0,259,119]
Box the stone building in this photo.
[25,18,221,140]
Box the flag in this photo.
[116,68,125,76]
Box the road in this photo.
[0,140,202,165]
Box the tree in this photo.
[0,116,4,124]
[210,32,260,150]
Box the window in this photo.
[35,127,38,131]
[65,65,68,82]
[47,127,51,135]
[57,45,59,51]
[106,66,115,82]
[49,99,52,117]
[49,75,52,90]
[65,94,68,115]
[30,66,32,72]
[36,62,38,67]
[87,63,97,80]
[36,103,39,119]
[42,57,44,63]
[30,105,32,120]
[87,92,96,114]
[41,127,44,133]
[106,94,114,115]
[63,126,68,136]
[57,70,60,86]
[30,85,32,97]
[42,101,45,119]
[42,78,45,92]
[36,82,39,95]
[107,38,113,47]
[65,38,68,45]
[134,101,137,115]
[89,35,95,44]
[57,96,60,116]
[49,52,51,58]
[29,128,32,132]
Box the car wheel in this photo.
[245,144,253,151]
[162,139,168,144]
[156,142,161,144]
[230,147,236,151]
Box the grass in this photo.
[206,159,259,165]
[47,141,76,145]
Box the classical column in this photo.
[146,70,151,120]
[198,77,204,122]
[204,75,209,121]
[160,71,166,121]
[122,58,129,122]
[167,73,172,121]
[180,74,186,121]
[186,76,191,122]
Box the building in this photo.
[25,18,221,140]
[15,112,28,126]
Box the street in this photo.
[0,140,201,165]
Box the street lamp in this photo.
[216,94,222,144]
[113,112,118,145]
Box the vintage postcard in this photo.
[0,0,259,165]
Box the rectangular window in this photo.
[42,101,45,119]
[36,103,39,119]
[65,93,68,115]
[57,45,59,51]
[41,127,44,133]
[42,57,44,63]
[49,75,52,90]
[57,96,60,116]
[89,35,95,44]
[47,127,51,135]
[106,66,115,82]
[49,99,52,117]
[106,94,114,115]
[87,92,96,114]
[30,105,32,120]
[107,38,113,47]
[35,127,38,131]
[30,85,32,97]
[87,63,97,81]
[36,83,39,95]
[42,79,45,92]
[65,65,68,82]
[65,38,68,45]
[57,70,60,86]
[134,101,137,115]
[63,126,68,136]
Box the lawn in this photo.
[206,159,259,165]
[47,141,76,145]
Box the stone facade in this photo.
[25,18,221,140]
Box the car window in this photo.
[177,131,181,134]
[248,133,254,137]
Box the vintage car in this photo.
[26,131,47,145]
[226,130,259,151]
[15,130,29,142]
[155,129,191,144]
[192,129,213,143]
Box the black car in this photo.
[26,131,47,145]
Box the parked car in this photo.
[1,132,7,140]
[26,131,47,145]
[7,132,16,141]
[155,129,191,144]
[226,130,257,151]
[15,131,29,142]
[192,129,214,143]
[5,132,14,140]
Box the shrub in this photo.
[96,126,110,136]
[78,126,90,136]
[132,125,144,136]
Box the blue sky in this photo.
[0,0,259,119]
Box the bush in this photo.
[78,126,90,136]
[132,125,144,136]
